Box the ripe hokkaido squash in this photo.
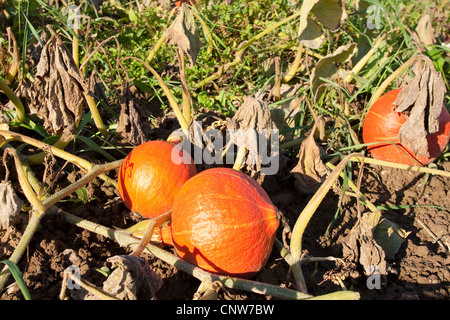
[118,140,196,218]
[362,88,450,166]
[168,167,279,278]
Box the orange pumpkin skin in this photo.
[170,167,279,278]
[362,88,450,166]
[118,141,197,218]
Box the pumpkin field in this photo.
[0,0,449,301]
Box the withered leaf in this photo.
[28,34,86,142]
[227,96,272,134]
[373,217,410,259]
[298,0,347,48]
[342,211,388,279]
[117,85,148,146]
[412,13,435,47]
[310,42,356,98]
[394,56,446,157]
[103,255,163,300]
[290,120,328,194]
[165,4,202,67]
[342,211,409,279]
[270,83,302,132]
[298,17,325,49]
[226,96,273,175]
[0,181,23,229]
[310,0,347,31]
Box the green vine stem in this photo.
[5,27,20,84]
[146,33,167,64]
[350,155,450,178]
[61,210,360,300]
[289,153,362,293]
[193,8,303,89]
[176,47,193,125]
[27,139,72,165]
[0,130,117,187]
[283,43,303,83]
[0,78,25,124]
[0,148,46,291]
[42,159,123,209]
[232,145,247,171]
[0,155,122,293]
[129,211,171,257]
[344,33,387,83]
[72,16,80,69]
[191,7,214,55]
[84,93,108,137]
[120,56,190,131]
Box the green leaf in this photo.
[75,186,89,204]
[1,260,31,300]
[128,9,138,24]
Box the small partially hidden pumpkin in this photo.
[169,167,279,278]
[362,88,450,166]
[118,140,196,218]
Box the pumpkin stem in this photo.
[129,211,172,257]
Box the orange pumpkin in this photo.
[118,140,197,218]
[169,167,279,278]
[363,88,450,166]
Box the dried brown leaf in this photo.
[342,211,388,278]
[298,0,347,48]
[342,211,409,279]
[310,43,356,98]
[26,34,86,142]
[394,56,446,157]
[412,13,435,47]
[290,121,328,194]
[103,255,162,300]
[117,85,148,146]
[227,96,272,134]
[227,96,273,175]
[270,83,302,131]
[165,4,202,67]
[0,181,23,229]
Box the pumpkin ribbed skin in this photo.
[118,141,196,218]
[170,167,279,278]
[363,88,450,166]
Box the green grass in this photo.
[0,0,448,160]
[0,260,31,300]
